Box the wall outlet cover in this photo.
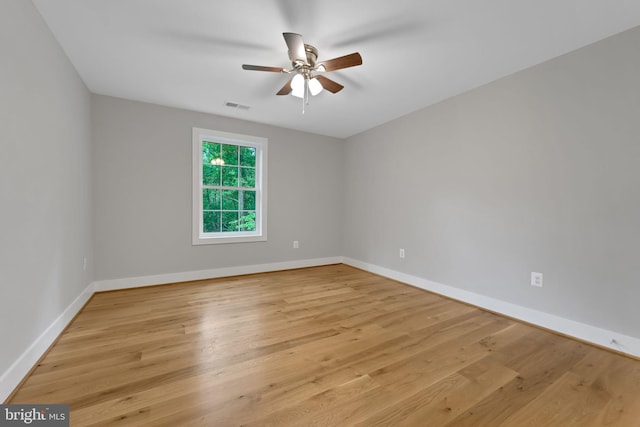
[531,272,543,287]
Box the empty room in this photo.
[2,0,640,425]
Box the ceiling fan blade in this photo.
[318,52,362,72]
[276,78,293,95]
[283,32,308,65]
[242,64,285,72]
[315,75,344,94]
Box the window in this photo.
[192,128,267,245]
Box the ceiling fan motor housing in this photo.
[289,44,318,69]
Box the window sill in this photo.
[192,233,267,245]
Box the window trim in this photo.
[192,127,268,245]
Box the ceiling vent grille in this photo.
[225,101,250,110]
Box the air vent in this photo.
[225,101,250,110]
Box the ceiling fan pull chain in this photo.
[302,78,309,114]
[305,78,309,109]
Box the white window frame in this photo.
[192,127,268,245]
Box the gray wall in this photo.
[0,1,93,373]
[344,26,640,338]
[92,96,344,280]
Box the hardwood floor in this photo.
[8,264,640,426]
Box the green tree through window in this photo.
[202,142,257,232]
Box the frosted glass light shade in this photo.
[309,77,323,96]
[291,74,305,98]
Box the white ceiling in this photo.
[33,0,640,138]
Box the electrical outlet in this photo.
[531,272,543,287]
[293,240,299,249]
[399,248,405,259]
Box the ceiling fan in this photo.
[242,32,362,112]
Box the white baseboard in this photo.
[0,256,342,402]
[93,257,343,292]
[0,282,95,403]
[342,257,640,358]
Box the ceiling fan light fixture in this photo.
[242,32,362,107]
[291,73,305,98]
[309,77,323,96]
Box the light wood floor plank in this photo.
[8,264,640,426]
